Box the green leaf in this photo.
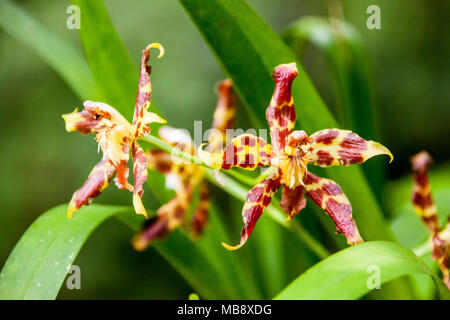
[274,241,450,300]
[282,17,385,200]
[0,0,99,100]
[0,204,256,300]
[71,0,144,120]
[0,204,130,300]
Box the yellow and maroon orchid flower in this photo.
[198,63,393,250]
[410,151,449,289]
[62,43,166,219]
[132,79,237,251]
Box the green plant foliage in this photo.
[275,241,450,300]
[71,0,147,120]
[0,204,130,299]
[0,0,99,100]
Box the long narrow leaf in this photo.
[274,241,450,300]
[0,204,129,299]
[71,0,144,120]
[0,0,98,100]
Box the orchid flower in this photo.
[132,80,237,250]
[411,151,449,289]
[62,43,166,218]
[198,63,393,250]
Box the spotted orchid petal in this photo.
[303,172,363,245]
[146,149,173,174]
[198,134,271,170]
[191,182,211,238]
[67,157,115,218]
[308,129,393,167]
[133,43,166,140]
[434,222,449,289]
[207,79,238,151]
[280,185,307,219]
[132,142,149,217]
[410,151,439,233]
[132,185,193,251]
[410,151,449,289]
[223,169,282,250]
[62,108,102,135]
[266,63,298,153]
[131,215,170,251]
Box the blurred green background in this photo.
[0,0,449,299]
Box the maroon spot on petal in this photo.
[313,129,339,145]
[337,150,363,165]
[322,182,343,196]
[303,172,320,185]
[324,199,354,236]
[247,186,264,202]
[246,153,255,165]
[248,137,256,147]
[262,195,272,206]
[259,139,267,147]
[316,150,334,166]
[306,189,324,207]
[412,192,433,208]
[340,132,367,150]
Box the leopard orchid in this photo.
[62,43,166,219]
[410,151,449,289]
[132,79,238,251]
[198,62,393,250]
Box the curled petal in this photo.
[309,129,393,167]
[280,185,307,219]
[207,79,238,150]
[223,170,282,250]
[303,172,363,245]
[146,42,165,59]
[133,44,166,139]
[266,63,298,152]
[67,158,115,218]
[132,142,149,218]
[198,134,271,170]
[191,182,210,238]
[410,151,439,233]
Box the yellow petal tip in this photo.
[221,242,243,251]
[197,143,223,169]
[146,43,165,59]
[66,203,76,219]
[133,194,148,219]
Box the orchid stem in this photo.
[413,241,431,257]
